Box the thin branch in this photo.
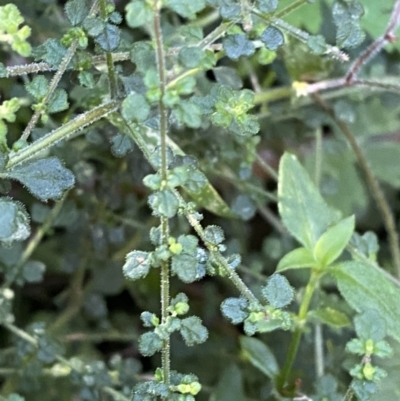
[314,94,400,277]
[346,0,400,83]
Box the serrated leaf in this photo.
[148,189,179,218]
[278,153,338,250]
[180,316,208,345]
[240,336,279,379]
[171,253,199,283]
[173,101,202,129]
[47,89,69,114]
[7,157,74,201]
[310,307,350,327]
[138,332,163,356]
[314,216,355,267]
[122,93,150,122]
[178,46,204,69]
[261,26,285,51]
[354,309,387,342]
[65,0,89,26]
[204,225,225,245]
[331,261,400,343]
[221,297,249,324]
[0,198,30,243]
[223,34,255,60]
[94,23,120,52]
[25,76,48,100]
[123,251,151,280]
[262,274,294,308]
[277,247,318,272]
[351,379,378,400]
[164,0,206,18]
[33,39,67,67]
[83,16,104,37]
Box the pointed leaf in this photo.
[240,336,279,379]
[331,261,400,343]
[7,157,75,201]
[278,153,338,250]
[277,247,318,272]
[314,215,355,267]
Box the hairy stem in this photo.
[314,94,400,277]
[7,100,119,168]
[277,271,321,392]
[153,0,171,385]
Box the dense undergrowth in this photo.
[1,0,400,400]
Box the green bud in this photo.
[174,302,189,315]
[170,242,183,255]
[12,139,28,151]
[189,381,201,395]
[365,339,374,356]
[363,362,375,381]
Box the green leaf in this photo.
[121,93,150,122]
[313,215,355,267]
[262,274,294,308]
[110,133,134,157]
[231,194,256,221]
[148,189,179,218]
[138,331,163,356]
[204,225,225,245]
[25,76,49,100]
[123,250,151,280]
[83,16,104,37]
[278,153,338,250]
[125,1,153,28]
[310,307,350,328]
[94,23,120,52]
[129,42,156,73]
[173,101,202,128]
[0,288,14,324]
[307,34,327,55]
[351,379,378,401]
[277,247,318,272]
[164,0,206,19]
[7,157,75,201]
[0,198,30,243]
[33,39,67,67]
[261,26,285,51]
[223,34,255,60]
[331,261,400,343]
[22,261,46,283]
[178,46,204,69]
[171,253,200,283]
[239,336,279,379]
[354,309,387,342]
[256,0,278,13]
[221,297,249,324]
[180,316,208,345]
[211,364,245,401]
[48,89,69,114]
[65,0,89,26]
[0,62,8,78]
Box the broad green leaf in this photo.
[171,253,200,283]
[240,336,279,379]
[331,261,400,343]
[110,133,134,157]
[314,215,355,267]
[180,316,208,345]
[148,189,179,218]
[25,76,49,100]
[125,1,153,28]
[178,46,204,69]
[256,0,278,13]
[121,93,150,123]
[7,157,75,201]
[32,39,67,67]
[94,23,120,52]
[65,0,89,26]
[172,101,202,128]
[210,364,245,401]
[278,153,338,250]
[0,198,30,244]
[309,307,350,328]
[262,274,294,308]
[277,247,318,272]
[123,250,151,280]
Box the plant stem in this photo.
[314,94,400,277]
[277,271,321,392]
[276,0,310,18]
[1,193,67,289]
[255,153,278,182]
[7,100,119,168]
[21,39,79,141]
[99,0,118,97]
[342,387,355,401]
[153,0,171,385]
[314,126,322,187]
